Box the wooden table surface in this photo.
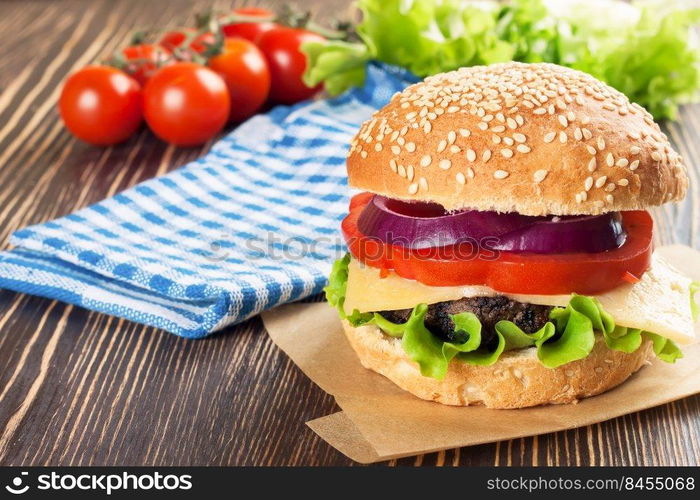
[0,0,698,466]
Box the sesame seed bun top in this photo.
[346,62,688,215]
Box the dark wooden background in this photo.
[0,0,698,466]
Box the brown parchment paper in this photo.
[261,245,700,463]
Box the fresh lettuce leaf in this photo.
[302,0,700,119]
[690,281,700,321]
[644,332,683,363]
[604,326,643,353]
[324,254,373,326]
[325,255,685,379]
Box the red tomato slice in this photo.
[342,193,653,296]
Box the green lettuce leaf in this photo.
[604,326,643,353]
[645,332,683,363]
[302,0,700,118]
[325,255,686,379]
[690,281,700,321]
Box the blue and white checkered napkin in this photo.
[0,64,417,338]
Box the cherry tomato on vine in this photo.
[143,62,230,146]
[119,44,171,86]
[208,38,270,122]
[159,29,217,58]
[221,7,278,43]
[257,27,324,104]
[59,66,142,146]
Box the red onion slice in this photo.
[356,195,627,254]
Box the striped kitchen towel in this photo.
[0,63,417,338]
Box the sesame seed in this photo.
[513,133,526,143]
[581,115,591,125]
[580,191,588,201]
[420,155,432,167]
[606,194,614,204]
[389,159,398,172]
[494,170,509,179]
[507,117,517,129]
[558,115,568,127]
[618,178,629,186]
[492,135,501,144]
[437,140,447,153]
[629,145,640,154]
[534,108,546,115]
[398,164,406,177]
[629,160,640,170]
[405,142,416,152]
[595,175,608,188]
[407,165,415,181]
[586,145,597,155]
[575,193,583,203]
[628,131,641,140]
[360,151,367,158]
[456,172,466,185]
[459,128,470,137]
[544,132,556,143]
[408,183,418,194]
[397,137,405,146]
[585,177,594,191]
[483,150,492,162]
[597,137,606,150]
[478,122,488,131]
[467,167,475,178]
[651,151,662,162]
[533,169,548,183]
[616,158,629,167]
[606,153,614,167]
[419,177,429,191]
[439,159,452,170]
[582,128,592,140]
[375,143,382,152]
[605,182,616,192]
[500,149,513,158]
[574,128,583,141]
[559,131,567,143]
[423,122,432,133]
[466,149,476,162]
[447,106,460,113]
[588,158,597,172]
[503,137,514,146]
[517,144,531,153]
[448,131,457,144]
[491,125,506,133]
[406,111,417,120]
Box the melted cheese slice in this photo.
[344,254,699,345]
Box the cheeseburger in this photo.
[326,62,699,409]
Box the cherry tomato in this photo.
[120,44,171,86]
[257,27,324,104]
[221,7,278,43]
[208,38,270,122]
[342,194,653,296]
[159,29,217,57]
[143,62,230,146]
[59,66,142,146]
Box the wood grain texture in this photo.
[0,0,698,466]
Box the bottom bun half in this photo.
[342,320,653,409]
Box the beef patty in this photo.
[379,296,553,348]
